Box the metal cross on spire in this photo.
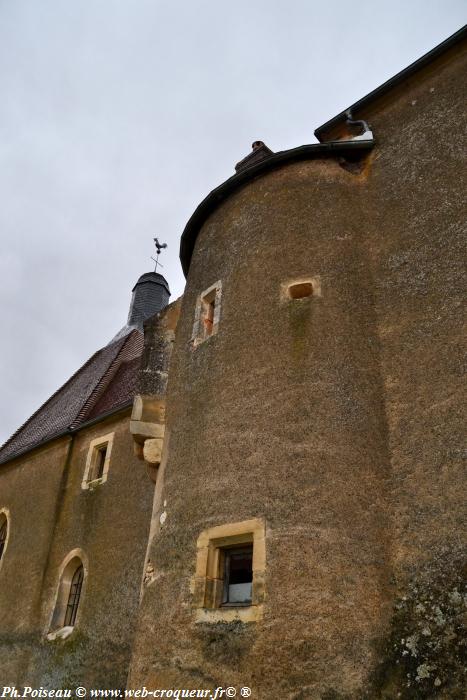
[151,238,167,273]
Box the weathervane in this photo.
[151,238,167,272]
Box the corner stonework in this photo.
[130,298,181,482]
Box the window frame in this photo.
[193,518,265,623]
[46,549,88,640]
[82,432,114,490]
[192,280,222,346]
[221,544,254,607]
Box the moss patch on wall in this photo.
[370,550,466,698]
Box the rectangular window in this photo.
[192,281,222,346]
[193,518,265,623]
[82,433,114,490]
[222,545,253,606]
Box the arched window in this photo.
[0,514,7,562]
[64,564,84,627]
[50,556,85,633]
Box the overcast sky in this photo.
[1,1,465,445]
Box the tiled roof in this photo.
[0,330,144,465]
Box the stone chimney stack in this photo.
[127,272,171,329]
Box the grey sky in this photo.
[1,0,465,445]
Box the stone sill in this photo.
[46,626,74,642]
[81,477,106,491]
[194,605,263,624]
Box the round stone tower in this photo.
[128,141,392,697]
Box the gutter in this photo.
[314,24,467,141]
[0,402,133,467]
[179,139,374,276]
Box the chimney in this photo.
[127,272,171,328]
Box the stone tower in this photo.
[128,27,466,699]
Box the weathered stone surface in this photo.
[127,44,467,698]
[0,414,153,689]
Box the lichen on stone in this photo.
[370,549,466,698]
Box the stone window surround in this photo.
[281,275,321,300]
[81,432,115,490]
[191,280,222,346]
[0,507,10,572]
[46,548,88,641]
[192,518,265,624]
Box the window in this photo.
[48,553,86,638]
[93,445,107,481]
[282,276,321,300]
[64,564,84,627]
[193,518,265,623]
[222,545,253,606]
[0,513,8,564]
[82,433,114,489]
[192,281,222,346]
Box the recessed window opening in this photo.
[222,545,253,606]
[0,515,7,562]
[64,564,84,626]
[192,281,222,346]
[50,555,85,633]
[82,433,114,489]
[202,292,216,338]
[93,445,107,481]
[288,281,314,299]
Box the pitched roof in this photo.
[0,330,143,465]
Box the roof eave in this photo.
[314,24,467,142]
[179,139,374,276]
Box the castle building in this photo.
[1,26,466,698]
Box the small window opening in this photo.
[192,281,222,346]
[0,517,7,562]
[94,446,107,480]
[202,291,216,339]
[288,282,314,299]
[64,564,84,627]
[82,433,114,490]
[222,545,253,606]
[49,555,85,635]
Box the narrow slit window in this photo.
[94,446,107,480]
[64,564,84,627]
[49,555,86,636]
[192,281,222,346]
[0,517,7,562]
[222,545,253,606]
[204,296,215,336]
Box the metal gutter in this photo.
[179,139,374,276]
[314,24,467,142]
[0,402,133,467]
